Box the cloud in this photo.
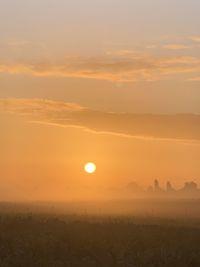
[189,77,200,81]
[0,52,200,82]
[162,44,191,50]
[190,36,200,43]
[0,98,200,142]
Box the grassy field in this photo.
[0,213,200,267]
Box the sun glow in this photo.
[84,162,96,174]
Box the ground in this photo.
[0,214,199,267]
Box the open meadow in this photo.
[0,203,200,267]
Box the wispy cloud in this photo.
[189,77,200,81]
[0,98,200,142]
[162,44,191,50]
[0,53,200,82]
[190,36,200,43]
[1,34,200,82]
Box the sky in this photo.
[0,0,200,201]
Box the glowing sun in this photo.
[84,162,96,174]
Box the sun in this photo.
[84,162,96,174]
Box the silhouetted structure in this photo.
[166,181,174,193]
[126,179,200,198]
[126,181,142,193]
[154,179,159,191]
[182,181,198,194]
[154,179,163,193]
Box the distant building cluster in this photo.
[126,179,199,198]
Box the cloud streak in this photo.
[162,44,191,50]
[0,52,200,82]
[190,36,200,43]
[0,98,200,142]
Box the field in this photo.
[0,211,200,266]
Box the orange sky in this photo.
[0,0,200,200]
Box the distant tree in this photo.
[166,181,174,193]
[126,181,142,193]
[154,179,160,192]
[190,181,198,190]
[183,181,198,192]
